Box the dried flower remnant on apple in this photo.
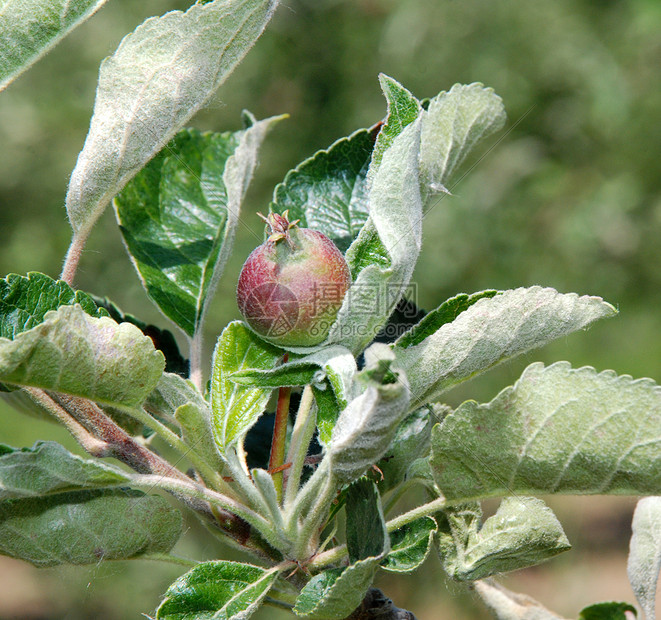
[236,211,352,347]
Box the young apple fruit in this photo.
[237,211,351,347]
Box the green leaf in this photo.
[328,345,410,485]
[230,346,354,390]
[0,304,165,406]
[230,351,331,389]
[349,79,419,303]
[293,559,380,619]
[431,362,661,502]
[0,441,129,499]
[344,221,391,279]
[313,385,340,448]
[330,118,423,354]
[156,560,280,620]
[231,345,357,445]
[368,74,421,182]
[395,286,617,405]
[345,478,389,563]
[628,497,661,620]
[0,488,182,567]
[474,580,566,619]
[0,273,111,407]
[317,350,358,444]
[115,116,281,337]
[232,363,317,388]
[419,82,506,196]
[439,497,570,581]
[66,0,279,239]
[395,290,498,349]
[211,322,282,450]
[0,272,108,340]
[271,127,375,254]
[0,0,109,91]
[382,516,437,574]
[578,602,638,619]
[376,406,433,493]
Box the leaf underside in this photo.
[438,497,570,581]
[627,497,661,620]
[66,0,279,238]
[432,362,661,502]
[0,488,182,567]
[0,304,165,407]
[475,580,565,619]
[396,286,617,404]
[329,367,410,486]
[0,441,129,499]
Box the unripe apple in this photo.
[237,211,351,346]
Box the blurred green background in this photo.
[1,0,660,617]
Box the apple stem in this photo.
[269,353,290,500]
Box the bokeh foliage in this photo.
[0,0,659,618]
